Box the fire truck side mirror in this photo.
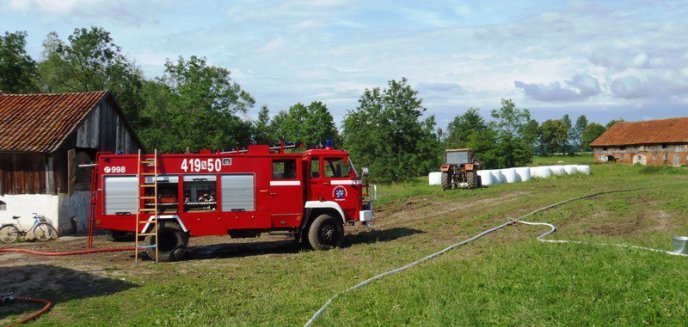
[362,167,369,176]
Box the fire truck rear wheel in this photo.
[146,221,188,262]
[307,214,344,250]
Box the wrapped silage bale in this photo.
[428,172,442,185]
[564,165,577,175]
[551,165,565,176]
[538,166,553,178]
[576,165,591,175]
[477,170,494,186]
[503,168,521,183]
[515,167,531,182]
[491,170,505,184]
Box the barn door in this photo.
[673,154,680,167]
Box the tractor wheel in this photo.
[146,221,188,262]
[441,172,450,191]
[466,171,477,189]
[307,214,344,250]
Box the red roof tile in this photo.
[0,91,107,152]
[590,117,688,147]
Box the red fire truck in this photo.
[92,145,375,261]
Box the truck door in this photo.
[307,156,322,201]
[268,157,303,228]
[320,157,358,219]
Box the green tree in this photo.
[252,105,273,144]
[138,56,254,152]
[269,101,339,146]
[444,108,487,148]
[581,123,606,150]
[0,31,38,93]
[561,114,573,155]
[490,99,533,167]
[37,27,145,124]
[538,119,568,155]
[523,119,540,152]
[574,115,589,150]
[342,78,440,182]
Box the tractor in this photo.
[440,148,481,190]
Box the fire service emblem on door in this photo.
[333,186,347,200]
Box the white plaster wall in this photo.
[0,194,60,234]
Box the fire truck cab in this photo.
[93,145,375,261]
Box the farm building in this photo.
[0,91,143,235]
[590,117,688,166]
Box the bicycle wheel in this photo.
[0,225,20,243]
[34,223,58,241]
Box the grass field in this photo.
[3,155,688,326]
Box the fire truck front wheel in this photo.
[145,221,188,262]
[307,214,344,250]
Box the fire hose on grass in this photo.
[1,292,53,327]
[0,247,134,256]
[304,189,688,327]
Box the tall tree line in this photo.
[1,27,614,182]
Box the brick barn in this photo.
[590,117,688,166]
[0,91,143,235]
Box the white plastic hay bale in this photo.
[477,170,494,186]
[515,167,531,182]
[576,165,591,175]
[531,166,551,178]
[503,168,521,183]
[551,165,565,176]
[491,170,505,184]
[428,172,442,185]
[538,167,553,178]
[564,165,577,175]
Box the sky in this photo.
[2,0,688,129]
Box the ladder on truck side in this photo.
[135,149,159,263]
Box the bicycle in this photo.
[0,213,58,243]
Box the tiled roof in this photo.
[590,117,688,147]
[0,91,107,152]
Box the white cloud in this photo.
[515,74,601,102]
[610,76,648,99]
[7,0,159,25]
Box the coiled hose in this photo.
[304,189,685,326]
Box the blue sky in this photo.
[2,0,688,128]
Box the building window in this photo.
[603,147,608,151]
[272,159,297,179]
[620,146,626,151]
[662,144,668,149]
[0,200,5,211]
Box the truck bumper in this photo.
[359,209,374,223]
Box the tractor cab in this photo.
[439,148,481,190]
